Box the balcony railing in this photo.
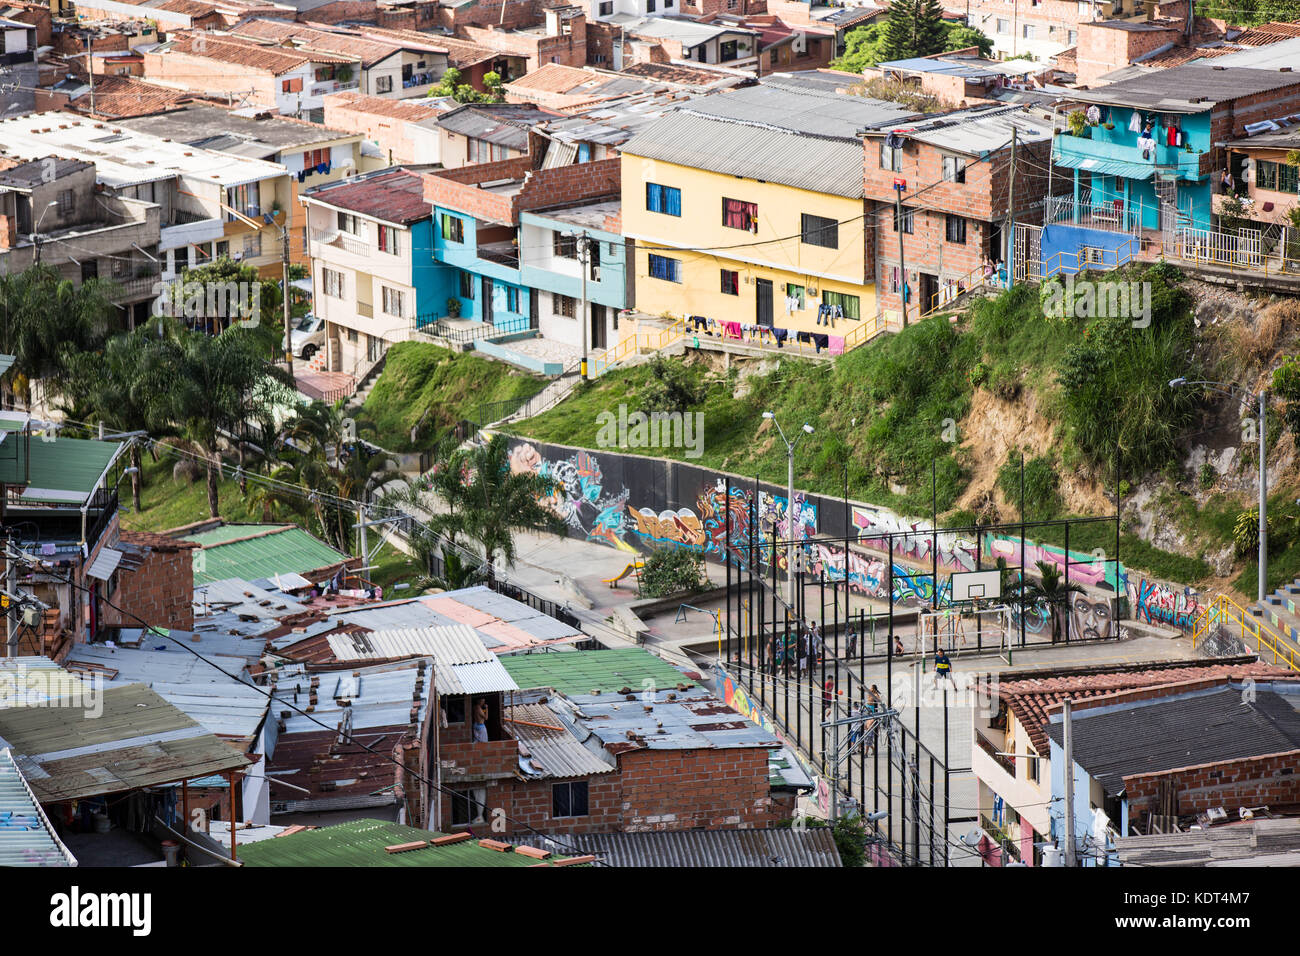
[975,731,1016,778]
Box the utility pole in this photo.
[895,190,907,327]
[4,548,16,657]
[575,232,589,379]
[1063,698,1076,867]
[1259,387,1267,604]
[86,35,95,117]
[282,225,295,383]
[1005,128,1017,289]
[358,501,368,566]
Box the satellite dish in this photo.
[960,826,984,846]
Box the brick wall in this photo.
[585,20,618,67]
[618,747,779,830]
[422,155,619,224]
[295,0,380,24]
[460,16,589,72]
[1075,23,1181,87]
[1124,750,1300,817]
[102,532,198,632]
[865,136,1054,316]
[6,2,51,46]
[1207,82,1300,175]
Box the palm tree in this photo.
[163,326,292,518]
[1019,560,1086,643]
[425,433,564,584]
[0,264,116,407]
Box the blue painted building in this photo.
[1046,65,1300,274]
[429,202,533,337]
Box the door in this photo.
[755,278,773,328]
[482,277,494,326]
[591,303,607,350]
[529,288,539,330]
[918,273,937,317]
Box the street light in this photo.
[762,410,813,608]
[31,200,59,266]
[1170,377,1268,605]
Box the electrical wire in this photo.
[2,540,610,864]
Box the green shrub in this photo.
[998,450,1061,520]
[639,546,706,597]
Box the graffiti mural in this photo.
[1126,577,1202,631]
[509,442,637,554]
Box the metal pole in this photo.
[1260,387,1268,605]
[282,225,295,382]
[1063,698,1076,867]
[896,189,908,327]
[786,445,795,609]
[1005,129,1018,289]
[579,235,589,379]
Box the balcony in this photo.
[107,272,163,303]
[438,735,518,781]
[477,241,520,270]
[975,731,1016,777]
[1053,131,1203,182]
[310,78,360,97]
[357,302,373,319]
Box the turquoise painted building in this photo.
[428,205,533,336]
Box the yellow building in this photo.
[619,84,915,349]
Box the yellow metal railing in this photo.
[843,313,889,350]
[1191,593,1300,672]
[918,264,988,321]
[638,315,686,351]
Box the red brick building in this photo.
[862,104,1058,324]
[101,531,199,633]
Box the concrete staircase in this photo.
[1249,579,1300,658]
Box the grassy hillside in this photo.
[359,341,543,451]
[511,264,1288,587]
[121,446,261,533]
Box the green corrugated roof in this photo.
[501,648,693,697]
[237,820,584,867]
[185,523,288,546]
[13,436,120,504]
[186,525,350,586]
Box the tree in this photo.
[423,433,565,583]
[882,0,947,62]
[832,17,992,72]
[0,264,117,407]
[162,326,292,518]
[428,67,504,104]
[1019,560,1085,643]
[62,324,179,511]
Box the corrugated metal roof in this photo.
[0,657,92,708]
[622,112,866,198]
[501,648,693,696]
[519,827,841,867]
[237,819,587,867]
[0,748,77,867]
[327,624,492,664]
[85,546,124,581]
[17,436,121,505]
[510,702,616,779]
[557,689,780,753]
[0,684,250,802]
[194,577,306,620]
[186,526,351,586]
[0,354,13,377]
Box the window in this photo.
[945,214,966,244]
[377,224,401,255]
[376,75,393,94]
[879,143,902,172]
[822,290,859,319]
[720,40,738,62]
[786,283,805,309]
[459,271,475,299]
[226,182,258,218]
[893,205,913,234]
[553,232,578,259]
[942,155,966,183]
[440,213,463,243]
[647,253,681,282]
[282,76,302,93]
[720,269,739,295]
[552,780,589,818]
[112,255,130,278]
[56,189,75,218]
[382,286,406,317]
[800,213,838,249]
[322,267,345,298]
[468,138,507,164]
[304,147,329,170]
[647,0,655,9]
[338,212,360,235]
[1257,160,1299,193]
[451,787,487,826]
[598,0,612,12]
[346,327,358,343]
[1022,23,1035,38]
[645,182,681,216]
[996,18,1009,34]
[1068,29,1078,44]
[722,197,757,231]
[506,286,520,312]
[1027,748,1040,783]
[554,293,576,318]
[216,240,229,259]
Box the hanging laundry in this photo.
[773,327,788,347]
[812,333,829,353]
[1128,111,1142,133]
[828,335,845,356]
[1085,105,1101,126]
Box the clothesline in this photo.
[686,315,844,355]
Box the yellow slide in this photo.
[603,560,644,588]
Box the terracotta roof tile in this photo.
[1000,660,1297,753]
[120,529,200,552]
[231,19,404,68]
[304,167,431,224]
[165,33,357,74]
[358,26,496,68]
[64,74,198,119]
[325,89,452,121]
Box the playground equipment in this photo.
[603,559,644,588]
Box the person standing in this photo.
[809,620,823,663]
[472,697,490,742]
[933,648,954,689]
